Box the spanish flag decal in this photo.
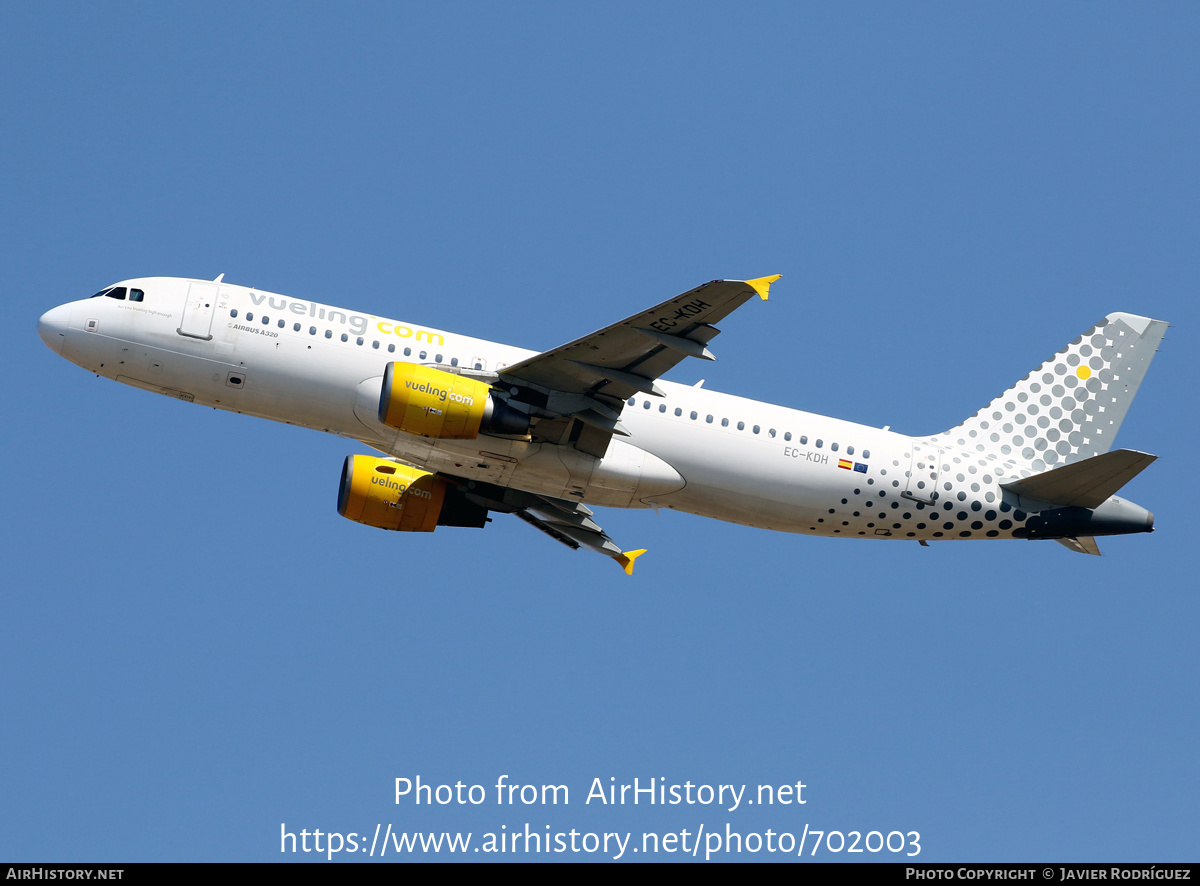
[838,459,853,470]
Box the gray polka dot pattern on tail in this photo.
[928,312,1168,476]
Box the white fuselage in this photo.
[38,277,1071,543]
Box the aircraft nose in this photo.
[38,303,71,355]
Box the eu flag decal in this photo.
[853,462,868,473]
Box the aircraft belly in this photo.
[573,440,686,508]
[80,331,235,405]
[633,427,815,505]
[410,438,521,486]
[82,309,356,432]
[509,443,572,497]
[405,437,688,508]
[352,376,400,448]
[625,416,883,531]
[665,484,817,533]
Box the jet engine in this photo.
[337,455,491,532]
[377,363,529,439]
[337,455,449,532]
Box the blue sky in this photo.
[2,3,1197,862]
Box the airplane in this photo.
[37,274,1166,573]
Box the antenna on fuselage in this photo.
[213,273,225,283]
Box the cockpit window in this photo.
[129,289,144,302]
[89,286,128,300]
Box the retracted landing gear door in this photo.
[178,281,218,340]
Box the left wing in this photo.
[497,275,780,457]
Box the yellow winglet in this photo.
[745,274,782,301]
[616,549,648,576]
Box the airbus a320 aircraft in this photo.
[38,275,1166,573]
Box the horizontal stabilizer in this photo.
[1054,536,1102,556]
[1002,449,1157,509]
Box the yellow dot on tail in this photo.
[1077,366,1091,379]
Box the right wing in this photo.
[459,481,646,575]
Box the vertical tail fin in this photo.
[932,313,1167,471]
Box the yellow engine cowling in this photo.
[337,455,447,532]
[378,362,529,439]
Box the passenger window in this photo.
[404,348,412,357]
[706,414,713,423]
[816,439,823,448]
[737,421,745,430]
[436,354,443,363]
[388,344,395,353]
[309,326,316,335]
[230,309,238,318]
[246,313,254,321]
[325,329,332,339]
[721,418,729,427]
[831,442,838,452]
[847,446,854,455]
[419,351,427,360]
[629,398,636,406]
[769,428,776,438]
[863,450,870,459]
[129,289,144,302]
[800,436,808,445]
[262,315,270,324]
[690,411,697,420]
[753,425,760,434]
[293,323,301,331]
[643,401,651,409]
[451,357,458,366]
[341,333,349,342]
[784,432,792,441]
[674,408,682,417]
[372,341,380,349]
[659,404,666,413]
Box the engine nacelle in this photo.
[378,362,529,439]
[337,455,448,532]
